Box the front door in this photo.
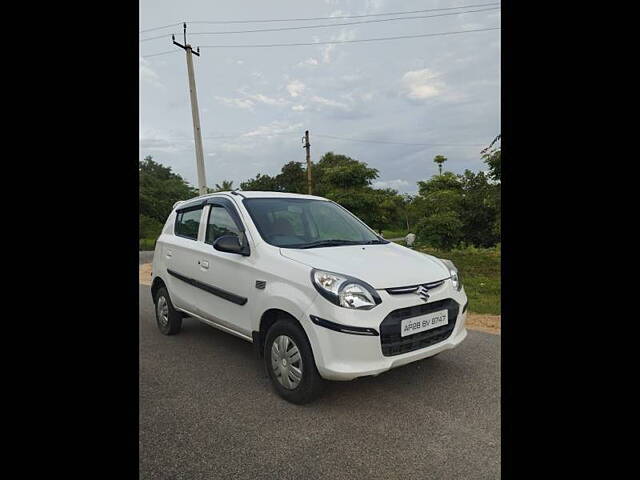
[189,201,256,337]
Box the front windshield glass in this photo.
[242,198,386,248]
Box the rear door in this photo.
[164,202,206,312]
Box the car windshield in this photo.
[242,197,387,248]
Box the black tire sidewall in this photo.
[154,287,182,335]
[264,319,323,404]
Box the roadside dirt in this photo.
[138,263,500,334]
[140,263,152,286]
[465,314,500,335]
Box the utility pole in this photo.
[303,130,312,194]
[173,23,207,196]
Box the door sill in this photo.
[177,307,253,342]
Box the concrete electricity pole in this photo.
[303,130,312,194]
[173,23,207,196]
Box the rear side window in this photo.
[206,205,241,244]
[175,208,203,240]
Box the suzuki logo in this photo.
[416,285,430,302]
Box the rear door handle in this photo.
[166,249,173,258]
[200,260,209,269]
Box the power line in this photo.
[140,22,183,34]
[139,3,500,33]
[141,50,179,58]
[314,134,486,147]
[141,26,499,57]
[188,2,500,24]
[142,131,484,146]
[139,7,500,42]
[197,27,500,49]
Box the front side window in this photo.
[243,198,386,248]
[206,205,241,245]
[175,207,203,240]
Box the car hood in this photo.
[280,242,450,289]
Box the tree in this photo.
[139,156,197,230]
[275,161,306,193]
[417,171,462,196]
[481,134,501,182]
[458,169,499,247]
[212,180,234,192]
[314,152,379,194]
[433,155,448,175]
[413,172,464,248]
[240,173,280,191]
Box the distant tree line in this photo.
[139,141,501,250]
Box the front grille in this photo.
[386,279,446,295]
[379,298,459,357]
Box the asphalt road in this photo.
[140,285,500,480]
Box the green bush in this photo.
[415,211,464,249]
[139,238,156,251]
[140,215,163,240]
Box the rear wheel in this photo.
[264,319,323,404]
[154,287,182,335]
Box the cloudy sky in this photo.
[139,0,500,195]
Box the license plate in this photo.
[400,309,449,337]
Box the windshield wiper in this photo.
[363,238,389,244]
[298,239,364,249]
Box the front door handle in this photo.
[166,249,173,258]
[200,260,209,269]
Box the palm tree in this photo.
[433,155,447,175]
[213,180,234,192]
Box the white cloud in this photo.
[309,95,350,111]
[319,29,357,63]
[214,96,255,110]
[214,90,289,110]
[292,105,306,111]
[246,93,289,106]
[139,57,162,88]
[286,80,306,97]
[401,69,445,100]
[243,121,303,137]
[297,57,319,67]
[373,179,410,191]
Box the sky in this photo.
[139,0,500,195]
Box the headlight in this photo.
[311,269,381,310]
[441,259,462,291]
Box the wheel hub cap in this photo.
[157,296,169,327]
[271,335,303,390]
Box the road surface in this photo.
[139,283,500,479]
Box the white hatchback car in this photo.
[151,191,468,403]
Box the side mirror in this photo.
[213,235,243,254]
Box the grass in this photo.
[412,244,501,315]
[139,238,156,251]
[381,229,409,239]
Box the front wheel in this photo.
[264,319,324,404]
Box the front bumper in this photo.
[303,281,468,381]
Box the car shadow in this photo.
[176,315,474,408]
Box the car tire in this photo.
[154,287,182,335]
[264,318,324,404]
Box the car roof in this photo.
[172,191,328,211]
[234,191,327,200]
